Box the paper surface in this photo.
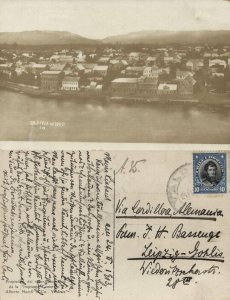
[1,0,230,299]
[0,149,229,300]
[0,0,230,143]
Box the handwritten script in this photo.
[0,151,114,297]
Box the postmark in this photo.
[193,153,227,194]
[166,163,192,211]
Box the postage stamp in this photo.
[193,153,227,194]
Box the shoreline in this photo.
[0,80,230,109]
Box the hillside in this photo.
[1,30,230,45]
[102,30,230,44]
[0,30,100,45]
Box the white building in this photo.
[143,66,159,79]
[157,83,177,95]
[209,59,227,69]
[61,76,79,91]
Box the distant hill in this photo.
[102,30,230,44]
[1,30,230,46]
[0,30,100,45]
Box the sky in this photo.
[0,0,230,39]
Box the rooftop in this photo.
[63,76,79,82]
[50,64,65,71]
[0,63,11,67]
[112,78,138,84]
[158,83,177,91]
[126,66,144,71]
[139,77,158,84]
[31,63,47,68]
[129,52,140,56]
[41,71,61,75]
[176,70,193,76]
[144,66,159,71]
[93,65,109,71]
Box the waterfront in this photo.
[0,89,230,143]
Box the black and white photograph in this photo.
[0,0,230,143]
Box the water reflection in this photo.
[0,89,230,143]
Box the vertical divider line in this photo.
[113,169,116,291]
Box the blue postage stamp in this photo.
[193,153,227,194]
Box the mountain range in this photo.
[0,30,230,45]
[0,30,99,45]
[102,30,230,45]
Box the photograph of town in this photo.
[0,0,230,143]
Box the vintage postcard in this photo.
[0,149,230,300]
[0,0,230,143]
[1,0,230,299]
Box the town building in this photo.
[177,75,196,95]
[93,65,109,77]
[49,64,66,71]
[0,63,12,79]
[172,54,182,63]
[164,56,174,64]
[88,81,103,92]
[97,57,110,64]
[0,63,12,73]
[41,71,63,92]
[83,63,97,74]
[50,55,74,64]
[128,52,140,62]
[111,77,158,97]
[125,66,145,77]
[209,59,227,69]
[186,59,204,71]
[157,83,177,95]
[109,60,126,72]
[15,66,26,76]
[30,63,48,74]
[143,66,160,79]
[159,67,170,75]
[146,56,157,66]
[111,78,138,95]
[176,70,193,80]
[61,75,79,91]
[209,70,225,78]
[137,77,158,96]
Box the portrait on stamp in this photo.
[200,160,222,188]
[193,153,227,194]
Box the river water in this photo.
[0,89,230,143]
